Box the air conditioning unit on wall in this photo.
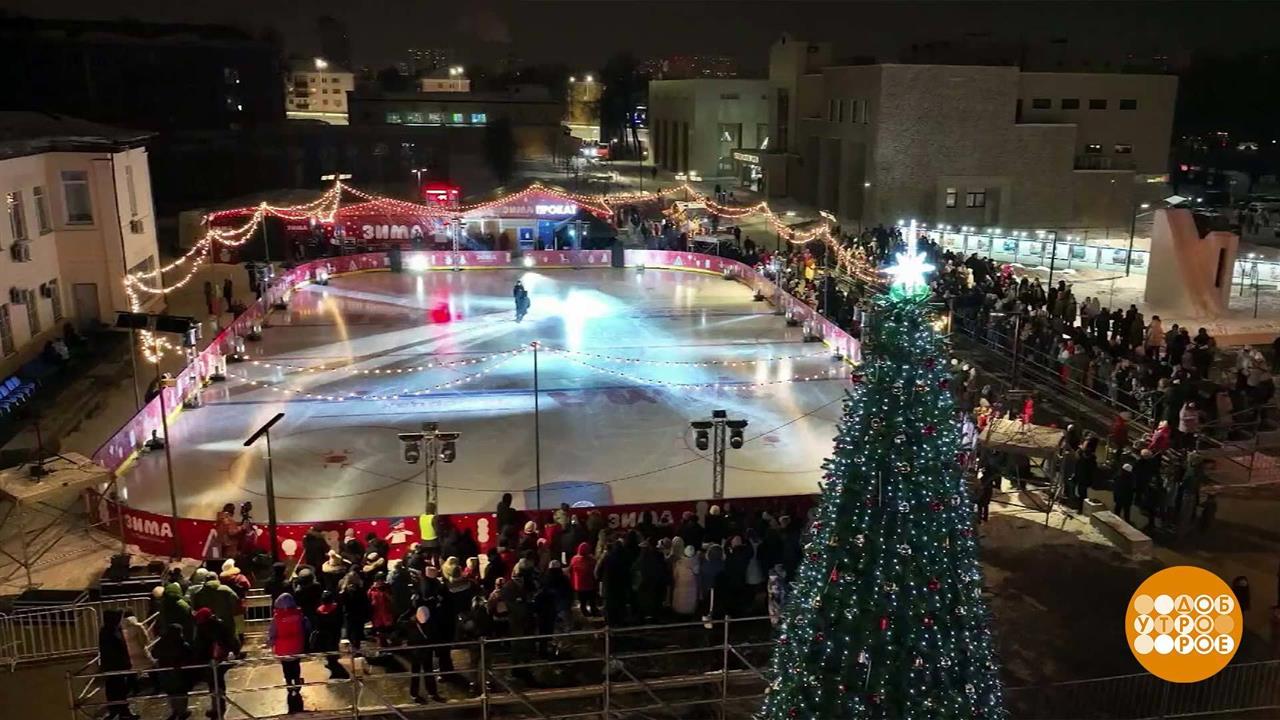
[129,218,145,234]
[9,243,31,262]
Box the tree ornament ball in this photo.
[815,632,825,642]
[897,543,912,556]
[912,655,924,668]
[850,373,864,385]
[897,500,910,512]
[896,462,912,473]
[939,656,952,668]
[923,615,935,628]
[894,433,907,444]
[828,535,841,547]
[927,577,940,592]
[923,424,937,436]
[857,650,869,664]
[870,417,884,429]
[853,534,866,546]
[965,683,976,696]
[882,581,897,593]
[878,615,890,631]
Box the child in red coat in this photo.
[568,542,599,617]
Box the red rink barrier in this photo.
[90,491,815,562]
[89,249,852,560]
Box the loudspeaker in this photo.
[115,312,149,329]
[154,315,196,335]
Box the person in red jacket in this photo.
[367,575,396,647]
[268,593,310,714]
[568,542,599,617]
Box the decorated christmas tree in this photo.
[758,242,1005,719]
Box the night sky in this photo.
[6,0,1279,71]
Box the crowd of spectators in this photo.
[100,497,809,717]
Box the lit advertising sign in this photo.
[535,203,577,216]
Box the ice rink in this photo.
[121,267,851,521]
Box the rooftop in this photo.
[0,112,153,161]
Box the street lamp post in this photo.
[1125,202,1152,276]
[244,413,285,562]
[531,341,543,511]
[398,423,461,512]
[690,410,748,499]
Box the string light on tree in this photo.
[758,235,1005,719]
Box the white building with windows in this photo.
[0,112,160,375]
[285,59,355,125]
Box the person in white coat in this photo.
[671,545,701,617]
[120,609,154,696]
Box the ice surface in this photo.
[120,268,851,520]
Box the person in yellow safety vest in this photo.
[419,505,440,565]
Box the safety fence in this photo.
[66,615,778,720]
[0,592,275,670]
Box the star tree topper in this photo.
[883,223,935,297]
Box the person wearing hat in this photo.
[321,551,350,594]
[191,572,240,637]
[671,544,701,617]
[268,593,309,713]
[291,566,323,627]
[361,551,386,577]
[186,568,212,603]
[192,607,239,718]
[219,559,251,643]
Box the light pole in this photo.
[412,167,429,186]
[244,413,285,562]
[531,341,543,511]
[690,410,748,499]
[398,422,460,512]
[1125,202,1152,276]
[1046,230,1060,287]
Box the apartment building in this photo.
[286,59,355,125]
[760,35,1177,231]
[0,113,160,374]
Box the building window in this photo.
[1120,98,1138,110]
[125,165,138,217]
[60,171,93,224]
[0,305,12,356]
[470,113,487,124]
[719,93,740,100]
[450,113,465,124]
[386,112,403,124]
[757,123,770,149]
[1061,98,1080,110]
[426,112,443,125]
[6,191,27,242]
[945,188,958,208]
[858,100,869,123]
[1085,143,1103,153]
[48,279,62,322]
[1114,143,1133,154]
[32,187,51,234]
[405,111,424,124]
[1031,98,1051,109]
[965,191,986,208]
[26,294,39,336]
[1089,98,1107,110]
[828,99,837,122]
[836,99,846,123]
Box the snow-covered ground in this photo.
[119,267,852,522]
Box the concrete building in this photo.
[286,59,355,125]
[419,68,470,93]
[349,86,566,160]
[648,79,771,178]
[0,113,161,374]
[761,35,1177,232]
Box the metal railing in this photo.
[1006,660,1280,719]
[67,615,778,720]
[63,613,1280,720]
[1,591,275,669]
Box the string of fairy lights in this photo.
[124,178,879,363]
[226,345,849,402]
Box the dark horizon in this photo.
[4,1,1279,72]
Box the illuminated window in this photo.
[406,112,424,124]
[451,113,465,124]
[965,191,986,208]
[1114,143,1133,154]
[470,113,487,124]
[386,112,403,124]
[426,112,443,124]
[945,188,958,208]
[1085,143,1103,153]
